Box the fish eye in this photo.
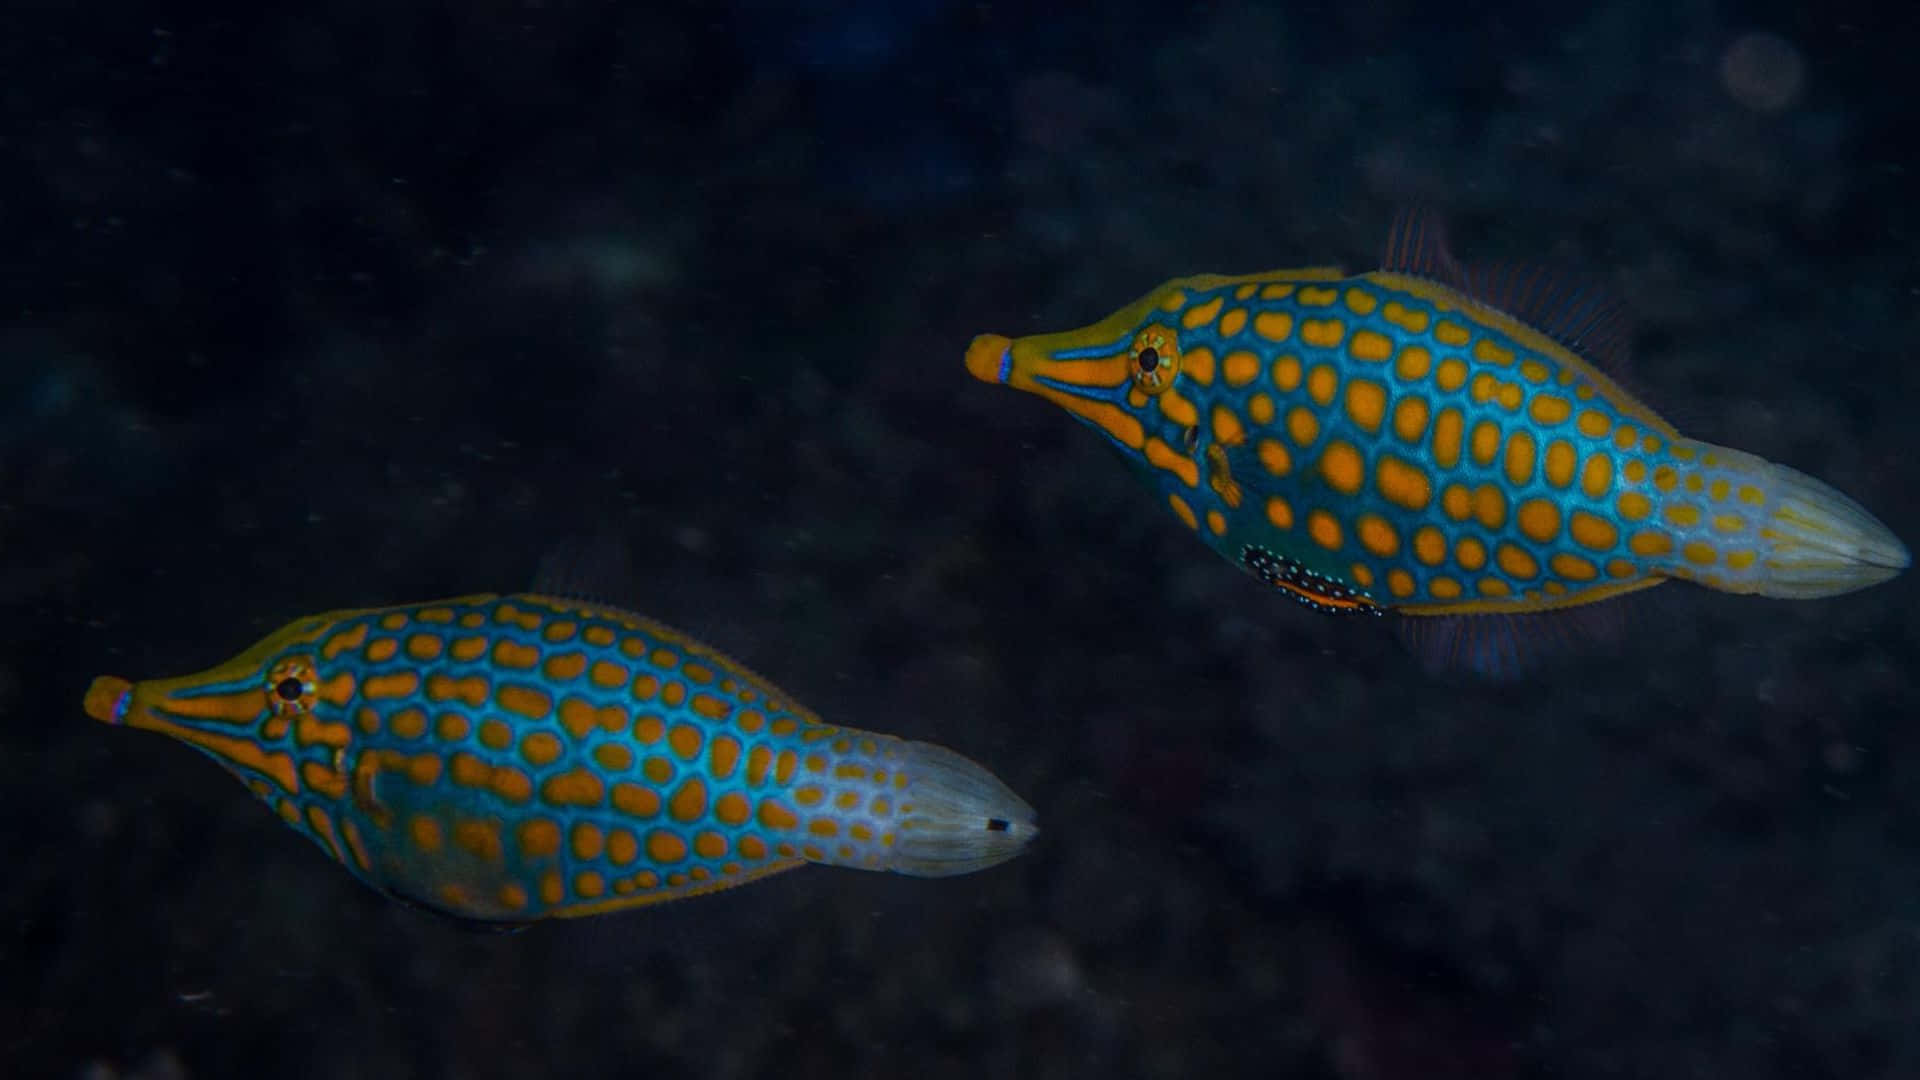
[266,657,319,715]
[1129,326,1181,394]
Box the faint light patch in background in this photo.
[1720,31,1806,113]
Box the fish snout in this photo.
[83,676,134,725]
[965,334,1015,386]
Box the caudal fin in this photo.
[1671,443,1908,599]
[885,740,1038,877]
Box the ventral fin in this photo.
[1392,599,1634,681]
[1381,207,1634,379]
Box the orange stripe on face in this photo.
[1027,384,1145,450]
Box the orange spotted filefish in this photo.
[964,211,1909,676]
[84,593,1036,927]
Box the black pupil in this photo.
[987,818,1010,832]
[275,677,304,701]
[1136,347,1160,372]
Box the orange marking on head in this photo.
[356,707,381,735]
[1210,406,1247,450]
[301,761,348,799]
[541,768,606,807]
[1318,440,1365,494]
[1168,493,1199,531]
[295,713,351,749]
[1504,431,1537,486]
[1144,437,1200,488]
[321,624,369,660]
[1570,512,1620,552]
[1376,454,1432,510]
[1307,509,1343,551]
[1181,295,1225,329]
[1155,387,1199,429]
[364,638,400,664]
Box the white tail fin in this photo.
[1664,443,1908,599]
[884,740,1038,877]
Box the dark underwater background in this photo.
[6,1,1919,1077]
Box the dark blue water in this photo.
[7,1,1918,1077]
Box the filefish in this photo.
[83,592,1036,927]
[964,212,1908,675]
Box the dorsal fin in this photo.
[1380,206,1469,288]
[1381,208,1634,379]
[1463,258,1634,377]
[531,534,638,608]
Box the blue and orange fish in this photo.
[965,212,1908,674]
[84,591,1035,927]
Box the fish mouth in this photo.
[84,663,294,793]
[964,329,1148,452]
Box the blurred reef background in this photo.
[5,1,1920,1077]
